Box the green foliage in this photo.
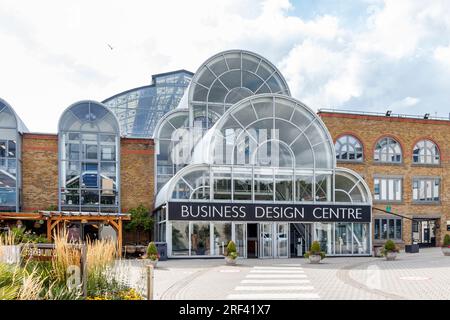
[381,240,399,256]
[146,242,159,260]
[443,234,450,247]
[227,240,236,253]
[3,227,48,245]
[124,205,153,232]
[304,241,326,260]
[226,241,238,259]
[384,239,397,252]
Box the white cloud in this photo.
[0,0,449,132]
[434,45,450,67]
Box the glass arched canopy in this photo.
[156,94,371,207]
[153,109,190,192]
[189,50,290,129]
[0,98,28,211]
[155,165,371,208]
[58,101,120,213]
[192,94,335,170]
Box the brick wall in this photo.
[120,138,154,212]
[22,133,59,211]
[21,134,155,214]
[319,112,450,246]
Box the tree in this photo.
[124,205,153,244]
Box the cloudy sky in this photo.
[1,0,449,133]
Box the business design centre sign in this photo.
[167,202,371,223]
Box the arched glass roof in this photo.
[155,165,371,208]
[192,94,335,170]
[59,101,120,134]
[189,50,290,129]
[0,98,29,133]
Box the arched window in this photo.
[189,50,290,129]
[0,98,28,212]
[58,101,120,213]
[374,137,402,163]
[335,135,363,162]
[412,140,439,164]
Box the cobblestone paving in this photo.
[118,248,450,300]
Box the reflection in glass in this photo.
[171,221,190,256]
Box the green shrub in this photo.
[227,240,236,253]
[304,241,326,260]
[443,234,450,247]
[147,242,159,261]
[226,241,238,259]
[381,239,399,256]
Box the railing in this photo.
[318,108,450,121]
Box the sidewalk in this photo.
[118,248,450,300]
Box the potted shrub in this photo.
[442,234,450,256]
[382,239,399,261]
[146,242,159,267]
[225,240,238,265]
[304,241,325,264]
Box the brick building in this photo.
[0,98,154,248]
[319,109,450,248]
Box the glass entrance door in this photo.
[232,223,247,258]
[259,223,273,258]
[276,223,289,258]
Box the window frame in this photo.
[335,135,364,162]
[373,137,402,164]
[374,217,402,240]
[412,177,440,204]
[373,176,403,203]
[412,139,440,165]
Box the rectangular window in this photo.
[413,178,440,202]
[373,177,402,202]
[374,218,402,240]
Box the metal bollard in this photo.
[147,264,154,300]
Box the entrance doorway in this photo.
[290,223,312,257]
[247,223,258,258]
[259,223,289,258]
[413,219,438,247]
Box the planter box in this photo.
[385,251,397,261]
[308,255,322,264]
[0,245,22,264]
[405,244,419,253]
[442,247,450,256]
[225,256,237,265]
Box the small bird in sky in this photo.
[107,44,114,50]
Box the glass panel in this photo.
[295,175,313,201]
[0,188,16,207]
[233,170,252,200]
[171,221,190,256]
[260,223,273,258]
[0,141,6,157]
[395,220,402,239]
[275,174,293,201]
[277,223,288,258]
[191,222,210,256]
[213,170,231,200]
[389,219,395,239]
[335,223,352,254]
[315,174,330,202]
[213,223,232,256]
[254,170,273,201]
[61,189,80,206]
[315,222,333,255]
[81,189,99,206]
[352,223,370,254]
[234,223,246,258]
[7,141,16,158]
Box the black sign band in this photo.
[167,202,371,223]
